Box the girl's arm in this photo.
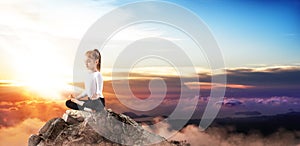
[70,91,86,106]
[75,90,87,99]
[91,73,104,100]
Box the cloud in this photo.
[101,70,300,117]
[226,66,300,86]
[0,84,138,128]
[2,65,298,129]
[0,118,45,146]
[0,99,66,128]
[222,66,300,97]
[185,82,255,90]
[231,96,299,106]
[254,96,289,105]
[143,118,300,146]
[1,114,299,145]
[0,0,117,38]
[214,96,300,118]
[216,99,243,107]
[0,0,118,81]
[103,65,300,98]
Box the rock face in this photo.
[28,109,189,146]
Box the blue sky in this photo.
[97,0,300,71]
[171,0,300,66]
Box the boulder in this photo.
[28,109,189,146]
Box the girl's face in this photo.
[85,56,98,71]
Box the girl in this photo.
[66,49,105,112]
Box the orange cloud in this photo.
[0,97,66,128]
[0,118,45,146]
[184,82,254,90]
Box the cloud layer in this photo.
[0,118,45,146]
[144,118,300,146]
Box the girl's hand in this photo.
[91,93,99,100]
[71,98,84,106]
[69,94,75,99]
[70,98,75,102]
[69,94,77,102]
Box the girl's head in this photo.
[85,49,101,72]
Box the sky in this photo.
[0,0,299,116]
[0,0,299,82]
[0,0,300,145]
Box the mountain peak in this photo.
[28,109,189,146]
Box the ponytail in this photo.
[93,49,101,72]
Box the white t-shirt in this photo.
[77,71,104,99]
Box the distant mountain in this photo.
[235,111,262,116]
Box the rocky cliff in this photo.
[28,109,189,146]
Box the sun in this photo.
[9,39,78,100]
[15,57,80,100]
[22,78,68,100]
[12,51,74,100]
